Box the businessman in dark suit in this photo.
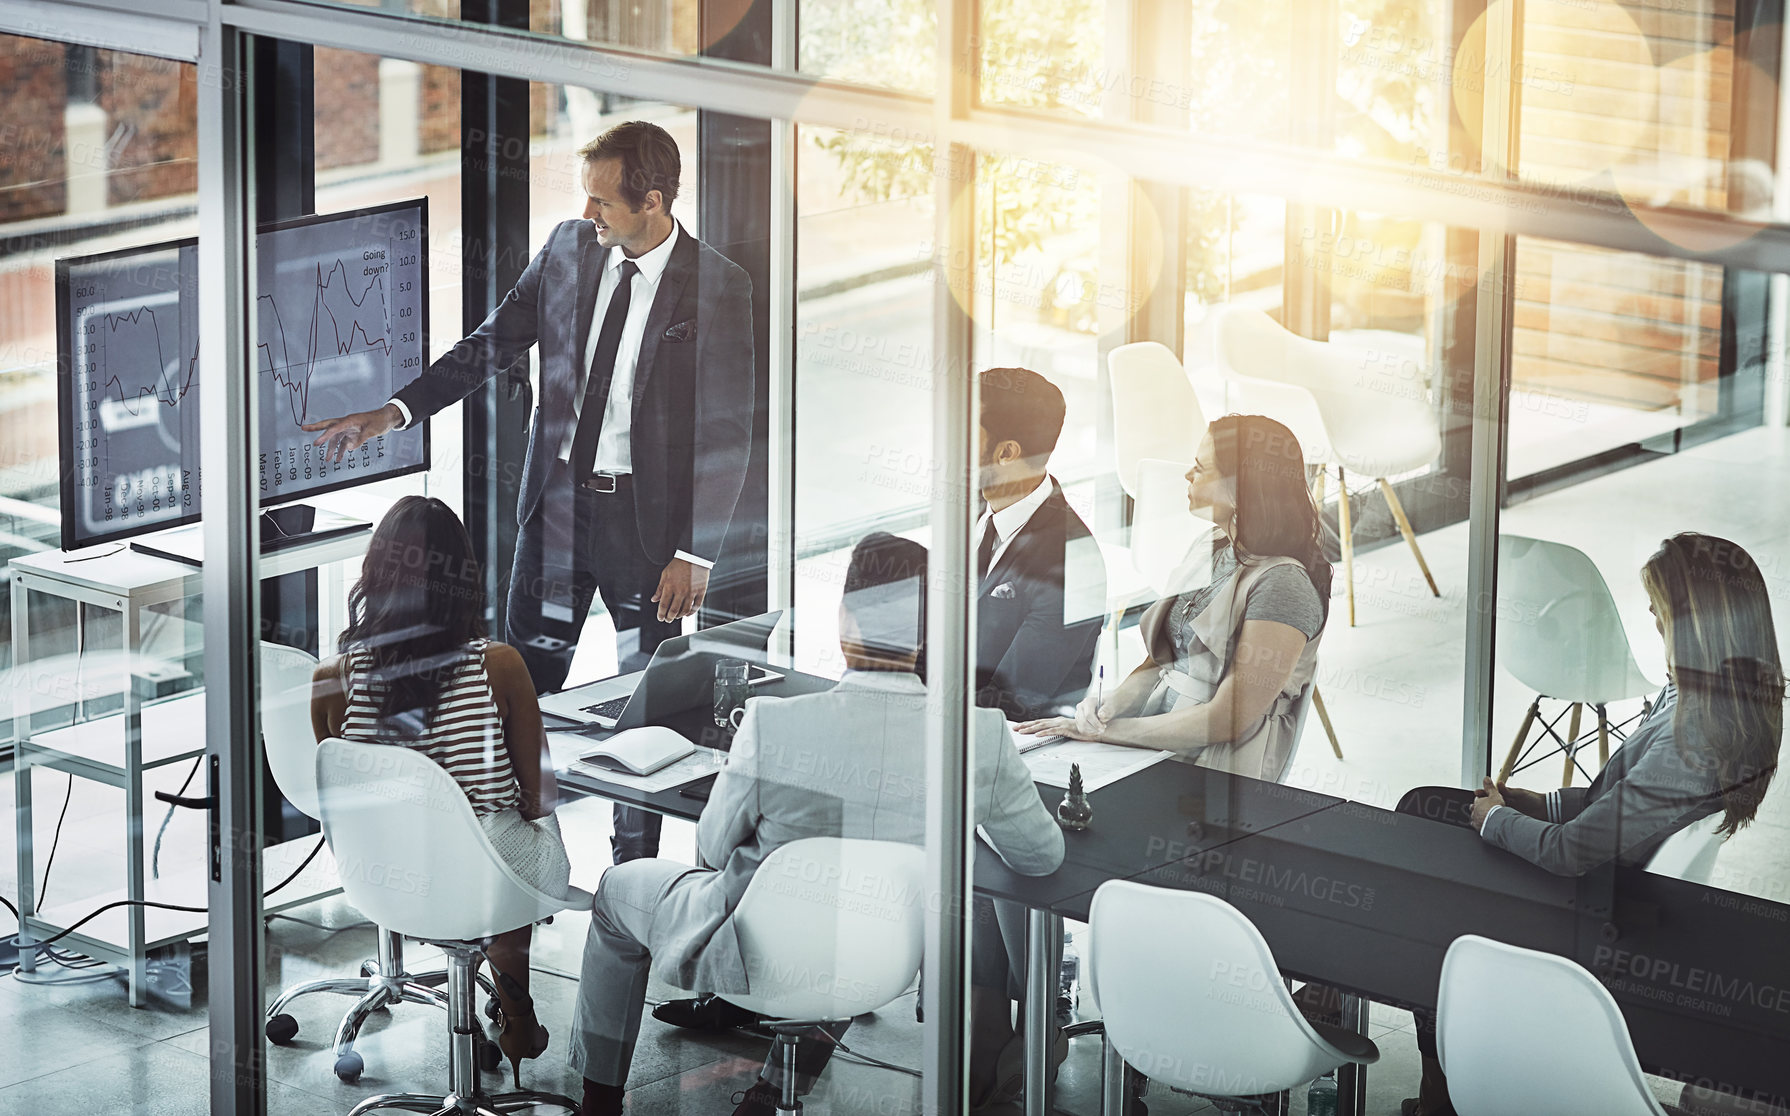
[974,366,1105,720]
[303,121,755,863]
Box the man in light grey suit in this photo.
[568,533,1066,1116]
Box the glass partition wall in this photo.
[3,1,1790,1114]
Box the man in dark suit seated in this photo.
[971,365,1106,720]
[654,367,1104,1103]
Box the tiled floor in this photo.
[7,425,1790,1112]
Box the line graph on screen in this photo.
[257,258,393,427]
[94,305,201,417]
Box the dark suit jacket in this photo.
[975,478,1107,720]
[393,219,754,565]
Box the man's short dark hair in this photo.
[843,532,928,664]
[980,367,1065,462]
[578,120,681,214]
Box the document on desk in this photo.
[550,731,727,794]
[1020,737,1170,791]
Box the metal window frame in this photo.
[196,13,264,1116]
[0,0,202,59]
[921,0,978,1108]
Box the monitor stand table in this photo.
[8,526,371,1006]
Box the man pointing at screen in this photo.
[304,121,755,864]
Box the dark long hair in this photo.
[1209,414,1333,618]
[1641,532,1783,837]
[338,496,487,737]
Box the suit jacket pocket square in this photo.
[664,319,696,342]
[990,582,1017,599]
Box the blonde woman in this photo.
[1401,531,1783,1116]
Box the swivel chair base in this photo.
[266,927,498,1083]
[349,941,575,1116]
[754,1017,848,1114]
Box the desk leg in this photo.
[13,575,37,976]
[1335,993,1368,1116]
[123,605,147,1009]
[1024,909,1054,1116]
[14,760,35,975]
[1101,1031,1126,1116]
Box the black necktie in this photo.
[569,258,639,481]
[977,519,998,581]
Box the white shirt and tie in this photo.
[387,222,709,568]
[973,474,1053,580]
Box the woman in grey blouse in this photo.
[1401,532,1783,1116]
[1017,414,1332,781]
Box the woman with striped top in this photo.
[311,495,572,1084]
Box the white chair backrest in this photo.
[722,837,926,1021]
[261,641,323,819]
[1208,309,1332,459]
[1131,457,1208,595]
[1497,535,1658,705]
[1645,811,1727,884]
[1108,341,1206,498]
[1209,305,1441,477]
[1439,934,1667,1116]
[1088,881,1364,1095]
[315,737,574,941]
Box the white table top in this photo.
[10,521,372,599]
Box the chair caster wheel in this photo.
[334,1051,364,1083]
[359,960,377,978]
[476,1038,503,1073]
[265,1013,299,1045]
[484,995,502,1024]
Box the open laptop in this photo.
[538,611,784,730]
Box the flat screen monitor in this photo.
[57,198,430,550]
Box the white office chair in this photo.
[1645,812,1727,885]
[1087,882,1377,1109]
[719,837,927,1114]
[1109,341,1214,628]
[1438,934,1676,1116]
[1110,341,1208,499]
[1496,535,1661,787]
[259,644,496,1083]
[316,737,590,1116]
[1208,306,1442,626]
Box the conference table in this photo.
[552,669,1790,1116]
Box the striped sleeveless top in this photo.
[339,639,521,818]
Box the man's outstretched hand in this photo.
[302,403,404,463]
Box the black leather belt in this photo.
[581,471,628,494]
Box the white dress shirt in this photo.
[556,221,679,470]
[973,474,1053,578]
